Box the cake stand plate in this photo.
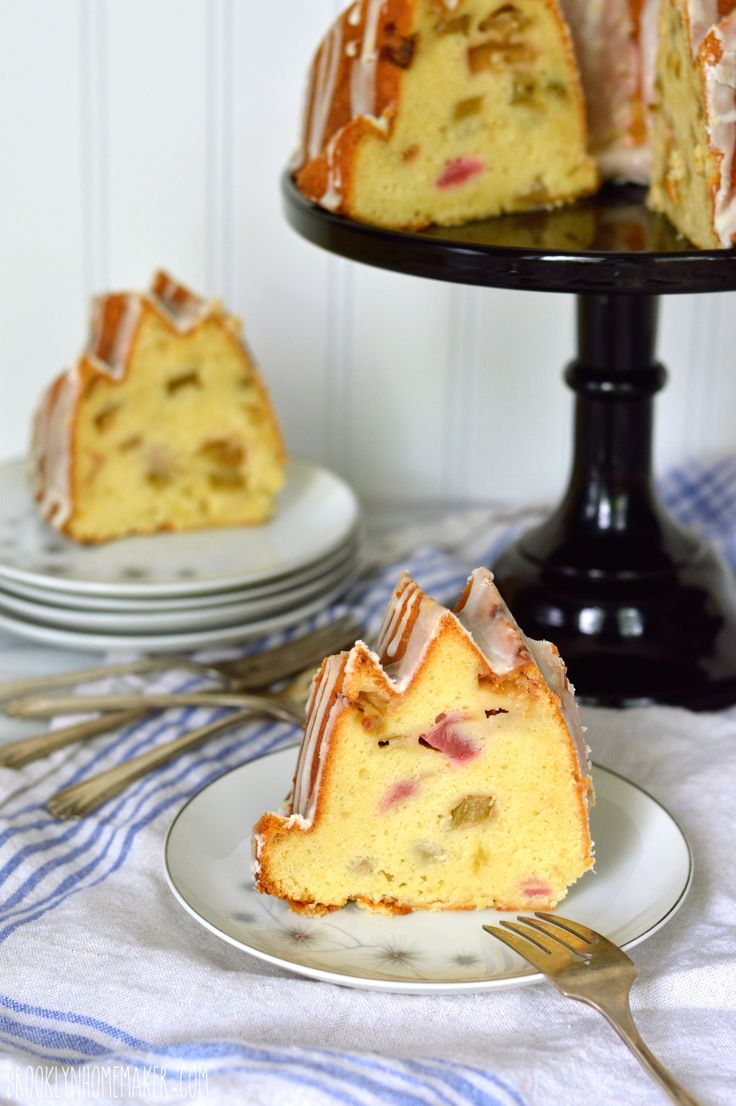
[283,176,736,709]
[282,177,736,294]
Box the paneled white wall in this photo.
[1,0,734,505]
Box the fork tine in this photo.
[535,913,634,964]
[500,921,574,971]
[534,912,596,943]
[519,915,591,956]
[482,925,552,973]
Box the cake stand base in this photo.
[492,293,736,709]
[493,539,736,709]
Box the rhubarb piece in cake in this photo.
[252,568,594,916]
[648,0,736,247]
[29,271,285,542]
[294,0,598,228]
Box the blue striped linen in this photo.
[0,453,733,1105]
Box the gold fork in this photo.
[484,913,701,1106]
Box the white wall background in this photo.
[1,0,734,506]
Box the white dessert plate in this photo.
[0,556,358,633]
[0,574,355,653]
[0,457,360,597]
[0,534,360,612]
[165,749,693,994]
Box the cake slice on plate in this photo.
[253,568,594,916]
[294,0,598,228]
[29,271,285,542]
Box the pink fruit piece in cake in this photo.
[436,156,485,189]
[380,777,421,811]
[418,711,480,763]
[522,878,552,899]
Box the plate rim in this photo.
[0,557,359,632]
[0,573,357,653]
[0,456,360,597]
[163,749,694,994]
[0,533,361,611]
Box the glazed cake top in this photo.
[290,567,590,825]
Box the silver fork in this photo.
[45,667,312,819]
[0,616,361,768]
[484,913,701,1106]
[0,614,361,701]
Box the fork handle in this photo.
[588,996,702,1106]
[0,657,210,700]
[5,692,291,717]
[0,709,147,768]
[47,703,301,818]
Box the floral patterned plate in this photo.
[164,749,692,994]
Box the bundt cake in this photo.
[294,0,599,228]
[29,271,286,543]
[294,0,736,247]
[253,567,594,916]
[649,0,736,247]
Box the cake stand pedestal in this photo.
[283,177,736,709]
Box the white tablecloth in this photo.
[0,458,734,1106]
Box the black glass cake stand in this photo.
[282,175,736,709]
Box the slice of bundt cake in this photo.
[648,0,736,247]
[253,568,594,916]
[559,0,660,183]
[29,271,285,543]
[294,0,598,228]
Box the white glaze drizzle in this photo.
[152,272,210,331]
[703,15,736,245]
[292,654,346,822]
[320,129,346,211]
[307,18,344,161]
[350,0,384,119]
[687,0,721,55]
[374,573,447,690]
[317,0,387,211]
[28,368,80,528]
[383,602,445,689]
[251,831,264,879]
[87,295,144,379]
[375,574,420,658]
[454,568,531,675]
[560,0,659,183]
[639,0,661,104]
[526,639,591,789]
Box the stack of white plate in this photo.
[0,458,360,653]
